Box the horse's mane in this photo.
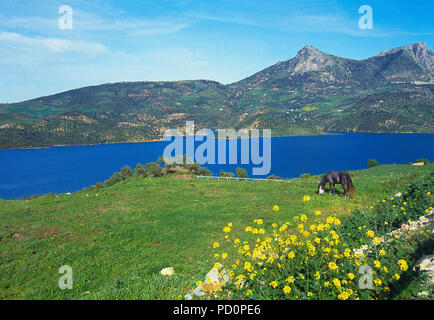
[318,174,327,187]
[346,174,355,198]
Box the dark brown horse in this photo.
[318,170,355,199]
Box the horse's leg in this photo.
[342,183,347,199]
[328,182,333,194]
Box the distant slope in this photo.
[1,43,433,148]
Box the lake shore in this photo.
[4,130,433,151]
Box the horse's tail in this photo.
[347,175,355,198]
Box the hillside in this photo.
[1,43,433,149]
[0,164,433,299]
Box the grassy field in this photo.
[0,163,433,299]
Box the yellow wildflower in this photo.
[374,278,382,286]
[397,259,408,271]
[328,262,338,271]
[286,276,295,284]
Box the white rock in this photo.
[415,255,434,284]
[417,291,429,297]
[160,267,175,276]
[185,265,230,299]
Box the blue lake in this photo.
[0,132,433,200]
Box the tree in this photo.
[134,163,146,176]
[236,167,248,179]
[95,182,105,189]
[105,172,123,186]
[144,162,163,177]
[120,165,133,180]
[367,159,378,168]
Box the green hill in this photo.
[1,163,433,299]
[1,43,433,149]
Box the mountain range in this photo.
[1,42,433,149]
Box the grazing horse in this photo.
[318,170,355,199]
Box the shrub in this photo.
[95,182,105,189]
[367,159,379,168]
[134,163,146,176]
[236,167,248,179]
[190,163,212,176]
[267,174,283,180]
[144,162,163,177]
[105,172,123,186]
[120,165,133,180]
[416,158,430,165]
[300,173,310,180]
[220,170,235,178]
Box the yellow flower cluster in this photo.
[201,201,424,301]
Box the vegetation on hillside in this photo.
[1,43,433,149]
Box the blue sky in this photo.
[0,0,433,102]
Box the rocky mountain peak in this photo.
[374,42,434,71]
[290,45,332,73]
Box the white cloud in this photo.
[0,10,192,37]
[0,31,107,56]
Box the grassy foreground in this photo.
[0,164,433,299]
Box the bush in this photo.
[220,170,235,178]
[267,174,283,180]
[144,162,163,177]
[134,163,146,176]
[95,182,105,189]
[105,172,123,186]
[416,158,430,165]
[189,163,212,176]
[367,159,379,168]
[300,173,310,180]
[120,165,133,180]
[236,167,248,179]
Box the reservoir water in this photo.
[0,132,433,199]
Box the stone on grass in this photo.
[160,267,175,276]
[185,265,230,300]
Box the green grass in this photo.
[0,164,433,299]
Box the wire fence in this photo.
[196,175,319,184]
